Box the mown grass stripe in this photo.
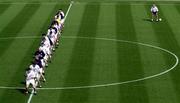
[59,2,100,103]
[18,5,62,103]
[173,5,180,45]
[147,4,180,102]
[0,4,50,84]
[0,3,40,37]
[24,3,69,103]
[14,4,58,86]
[0,4,26,32]
[0,3,70,103]
[43,3,84,88]
[31,3,84,103]
[88,3,119,103]
[116,3,149,103]
[0,4,26,101]
[0,3,11,16]
[0,3,40,59]
[0,3,42,103]
[39,3,69,34]
[61,3,86,36]
[0,4,54,86]
[27,3,69,103]
[24,3,77,103]
[145,4,180,102]
[132,4,179,103]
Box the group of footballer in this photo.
[24,9,65,95]
[23,3,160,95]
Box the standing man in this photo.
[151,4,159,21]
[25,69,37,94]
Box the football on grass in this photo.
[159,18,162,21]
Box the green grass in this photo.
[0,1,180,103]
[116,4,149,103]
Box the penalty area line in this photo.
[26,1,73,103]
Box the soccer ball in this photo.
[159,18,162,21]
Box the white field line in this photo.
[26,1,73,103]
[74,2,180,5]
[64,1,74,22]
[0,36,179,90]
[0,1,180,5]
[0,86,24,89]
[27,90,34,103]
[0,2,68,4]
[0,0,180,4]
[38,36,179,90]
[0,36,41,40]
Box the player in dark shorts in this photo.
[151,4,159,21]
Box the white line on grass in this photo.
[64,1,74,22]
[0,36,179,91]
[73,2,180,5]
[39,36,179,90]
[0,86,24,89]
[0,0,180,4]
[0,1,178,6]
[27,90,34,103]
[26,1,73,103]
[0,36,41,40]
[0,2,69,4]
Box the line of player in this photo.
[25,9,65,95]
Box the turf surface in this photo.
[0,0,180,103]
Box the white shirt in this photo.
[53,24,60,30]
[55,15,61,20]
[43,36,51,48]
[60,11,65,19]
[29,64,40,70]
[26,70,36,81]
[151,6,158,12]
[39,45,50,55]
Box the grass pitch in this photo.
[0,0,180,103]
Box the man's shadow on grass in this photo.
[16,81,26,94]
[17,88,25,94]
[142,18,152,22]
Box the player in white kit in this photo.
[151,4,159,21]
[24,9,66,95]
[29,63,45,87]
[25,69,37,94]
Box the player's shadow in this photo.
[142,18,152,22]
[16,81,26,94]
[17,88,25,94]
[20,81,25,85]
